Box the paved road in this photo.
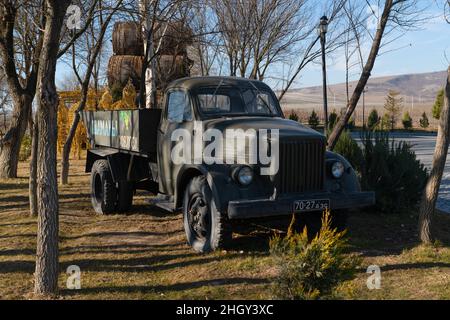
[351,132,450,213]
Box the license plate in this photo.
[294,199,330,212]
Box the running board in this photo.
[147,194,176,213]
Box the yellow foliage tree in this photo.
[68,102,87,160]
[58,89,103,159]
[109,79,137,110]
[100,88,113,110]
[57,101,69,155]
[57,85,139,160]
[122,78,137,109]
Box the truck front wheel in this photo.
[183,176,232,253]
[91,160,117,215]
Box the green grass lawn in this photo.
[0,160,449,300]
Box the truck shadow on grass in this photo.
[0,202,29,211]
[0,251,252,274]
[60,243,184,255]
[0,260,35,274]
[60,277,269,297]
[134,204,181,218]
[60,230,181,241]
[346,211,450,257]
[0,248,36,256]
[0,182,28,191]
[0,221,35,227]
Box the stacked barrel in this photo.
[107,21,193,107]
[108,22,144,93]
[153,21,193,90]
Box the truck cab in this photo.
[82,76,375,253]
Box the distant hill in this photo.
[280,70,447,112]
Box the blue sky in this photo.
[56,0,450,91]
[289,1,450,89]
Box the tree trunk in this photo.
[60,2,119,184]
[60,111,81,185]
[139,0,150,108]
[0,95,32,178]
[29,117,38,217]
[34,0,70,296]
[327,0,394,150]
[418,67,450,244]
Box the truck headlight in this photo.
[234,166,254,186]
[331,161,345,179]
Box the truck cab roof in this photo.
[167,76,273,92]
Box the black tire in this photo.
[117,180,134,212]
[183,176,232,253]
[91,160,117,215]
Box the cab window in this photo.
[167,91,192,123]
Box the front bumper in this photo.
[227,191,375,219]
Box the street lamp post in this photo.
[318,16,329,134]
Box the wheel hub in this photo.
[189,195,209,239]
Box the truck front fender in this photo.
[175,165,236,212]
[325,151,361,193]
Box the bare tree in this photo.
[60,0,124,185]
[57,72,82,91]
[210,0,252,77]
[210,0,314,81]
[446,0,450,23]
[63,0,109,96]
[137,0,188,108]
[418,68,450,244]
[342,1,366,104]
[29,0,101,216]
[34,0,71,296]
[187,1,220,76]
[0,0,44,179]
[0,72,11,135]
[0,0,98,181]
[418,6,450,244]
[29,112,38,216]
[328,0,426,149]
[277,0,347,101]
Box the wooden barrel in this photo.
[107,55,143,89]
[156,55,192,89]
[154,21,193,56]
[113,22,144,56]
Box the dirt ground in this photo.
[0,159,449,300]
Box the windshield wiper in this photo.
[248,81,274,115]
[207,79,224,109]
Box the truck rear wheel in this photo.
[183,176,232,253]
[91,160,117,215]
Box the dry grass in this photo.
[0,159,449,300]
[340,213,450,300]
[0,160,274,300]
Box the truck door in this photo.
[157,89,194,195]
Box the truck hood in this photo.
[201,117,325,141]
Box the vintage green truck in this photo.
[81,76,375,253]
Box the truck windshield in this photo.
[194,86,280,118]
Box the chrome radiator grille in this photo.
[278,139,325,194]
